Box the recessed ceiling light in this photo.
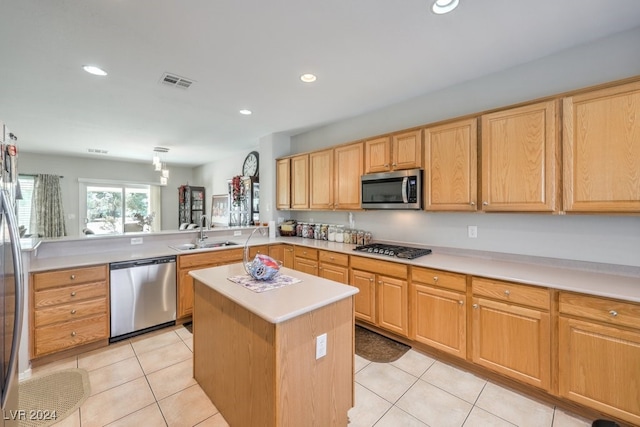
[239,109,252,115]
[300,73,317,83]
[83,65,108,76]
[432,0,459,14]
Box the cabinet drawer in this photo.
[472,277,549,310]
[179,248,243,269]
[33,265,107,291]
[34,297,107,328]
[294,247,318,260]
[559,292,640,330]
[34,314,108,357]
[319,251,349,267]
[412,267,466,292]
[351,256,408,279]
[34,281,107,308]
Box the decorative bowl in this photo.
[245,254,282,281]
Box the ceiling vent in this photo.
[88,148,108,155]
[160,72,194,89]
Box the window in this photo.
[79,180,161,235]
[17,175,35,236]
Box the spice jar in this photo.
[320,224,328,240]
[296,222,303,237]
[356,230,365,245]
[344,229,352,244]
[301,223,309,239]
[364,231,372,245]
[335,225,344,243]
[328,225,336,242]
[313,223,321,239]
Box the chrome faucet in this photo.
[198,215,208,245]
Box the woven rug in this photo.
[355,325,410,363]
[18,368,91,427]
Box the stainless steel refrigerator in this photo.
[0,124,23,427]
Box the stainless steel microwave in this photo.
[361,168,422,210]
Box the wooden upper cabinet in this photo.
[334,142,363,210]
[290,154,309,209]
[563,81,640,213]
[276,158,291,210]
[309,149,334,209]
[364,131,422,174]
[393,129,423,171]
[480,100,560,212]
[364,136,391,173]
[424,118,477,211]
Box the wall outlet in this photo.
[316,333,327,359]
[130,237,143,245]
[234,230,242,236]
[468,226,478,238]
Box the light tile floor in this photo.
[28,325,595,427]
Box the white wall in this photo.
[19,153,194,233]
[286,27,640,267]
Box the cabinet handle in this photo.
[369,278,374,283]
[70,274,76,280]
[378,280,382,284]
[470,201,475,206]
[384,164,389,167]
[71,331,77,337]
[504,290,510,296]
[392,163,397,166]
[433,276,439,282]
[70,309,77,315]
[459,300,464,305]
[70,292,77,297]
[482,202,488,206]
[609,310,618,317]
[473,304,479,309]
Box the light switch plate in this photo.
[234,230,242,236]
[468,226,478,238]
[130,237,143,245]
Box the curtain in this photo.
[30,174,66,238]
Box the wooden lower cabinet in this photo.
[471,277,551,390]
[558,292,640,425]
[31,265,109,358]
[411,267,466,358]
[293,246,318,276]
[268,244,294,269]
[351,256,408,337]
[318,250,349,284]
[177,248,243,318]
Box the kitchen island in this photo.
[190,263,359,427]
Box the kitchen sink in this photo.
[170,241,239,251]
[198,241,239,249]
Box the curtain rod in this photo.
[20,173,64,178]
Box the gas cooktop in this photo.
[353,243,432,260]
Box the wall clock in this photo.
[242,151,259,177]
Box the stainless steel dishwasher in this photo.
[109,255,177,342]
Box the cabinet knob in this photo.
[483,202,488,206]
[459,300,464,305]
[70,274,76,280]
[392,163,397,166]
[384,164,389,167]
[71,331,77,337]
[70,309,77,315]
[378,280,382,285]
[70,292,77,297]
[609,310,618,317]
[473,304,479,309]
[433,276,439,282]
[470,201,475,206]
[504,290,510,296]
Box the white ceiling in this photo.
[2,0,640,167]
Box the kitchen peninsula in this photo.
[190,263,359,427]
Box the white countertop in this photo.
[190,263,359,324]
[27,233,640,303]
